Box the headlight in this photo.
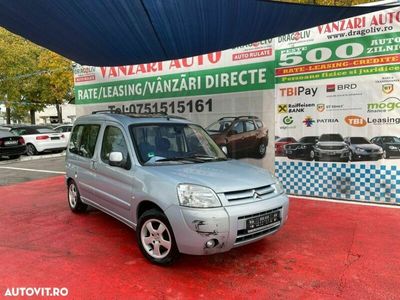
[177,184,221,208]
[356,147,366,152]
[389,145,397,150]
[272,180,285,194]
[299,145,307,149]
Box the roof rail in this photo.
[90,110,187,120]
[217,116,259,121]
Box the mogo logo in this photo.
[368,97,400,112]
[345,115,367,127]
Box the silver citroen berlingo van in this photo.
[66,112,289,265]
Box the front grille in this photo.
[235,225,280,244]
[224,185,275,202]
[319,145,344,150]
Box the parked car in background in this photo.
[54,124,73,141]
[314,134,349,162]
[66,112,289,265]
[275,137,297,156]
[371,136,400,159]
[206,116,268,159]
[0,130,26,159]
[284,136,319,160]
[10,125,68,156]
[344,137,383,161]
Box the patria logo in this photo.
[303,116,315,127]
[283,116,293,125]
[367,97,400,112]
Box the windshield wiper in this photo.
[189,154,227,161]
[150,156,206,163]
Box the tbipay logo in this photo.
[279,86,318,97]
[367,97,400,113]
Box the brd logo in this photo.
[345,115,367,127]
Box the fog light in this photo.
[205,239,218,248]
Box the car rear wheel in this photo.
[137,209,179,265]
[256,140,267,158]
[26,144,37,156]
[68,180,88,213]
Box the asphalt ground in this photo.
[0,154,65,186]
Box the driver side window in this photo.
[101,126,130,167]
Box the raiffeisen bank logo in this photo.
[368,97,400,113]
[303,116,315,127]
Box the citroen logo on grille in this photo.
[253,190,262,201]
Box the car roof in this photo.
[74,112,194,127]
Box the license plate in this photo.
[286,150,292,154]
[4,140,18,146]
[329,152,336,155]
[246,211,280,233]
[51,137,60,140]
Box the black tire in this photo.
[67,179,88,213]
[26,144,37,156]
[308,150,315,161]
[9,155,20,159]
[383,150,390,159]
[349,151,354,162]
[137,209,180,265]
[256,140,267,158]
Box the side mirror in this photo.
[109,152,124,167]
[221,145,228,155]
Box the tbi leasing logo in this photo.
[345,115,367,127]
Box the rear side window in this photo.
[69,124,100,158]
[245,120,256,132]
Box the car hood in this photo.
[352,144,382,151]
[144,160,275,193]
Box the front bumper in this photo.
[353,151,383,160]
[165,193,289,255]
[315,149,349,160]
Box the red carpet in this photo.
[0,176,399,299]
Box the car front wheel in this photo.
[137,209,179,265]
[68,180,88,213]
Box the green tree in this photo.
[0,28,73,124]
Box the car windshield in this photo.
[383,136,400,143]
[350,137,370,144]
[319,134,343,142]
[206,120,233,132]
[130,123,227,165]
[299,136,318,143]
